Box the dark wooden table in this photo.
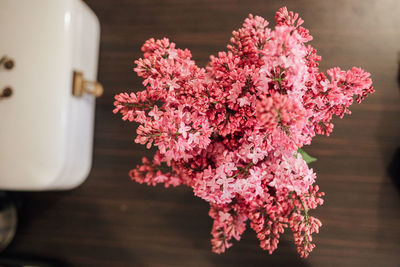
[4,0,400,266]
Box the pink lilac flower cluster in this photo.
[114,7,373,257]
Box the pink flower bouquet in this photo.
[114,7,373,257]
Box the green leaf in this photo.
[297,148,317,164]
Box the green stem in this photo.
[298,198,309,222]
[229,161,254,178]
[146,132,162,138]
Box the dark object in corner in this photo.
[0,193,17,252]
[388,147,400,193]
[0,255,63,267]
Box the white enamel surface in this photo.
[0,0,100,190]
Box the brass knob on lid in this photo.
[0,56,14,70]
[0,87,12,98]
[72,71,103,98]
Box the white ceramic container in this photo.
[0,0,101,190]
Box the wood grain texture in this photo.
[4,0,400,266]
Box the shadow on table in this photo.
[4,191,144,267]
[160,189,311,267]
[374,50,400,266]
